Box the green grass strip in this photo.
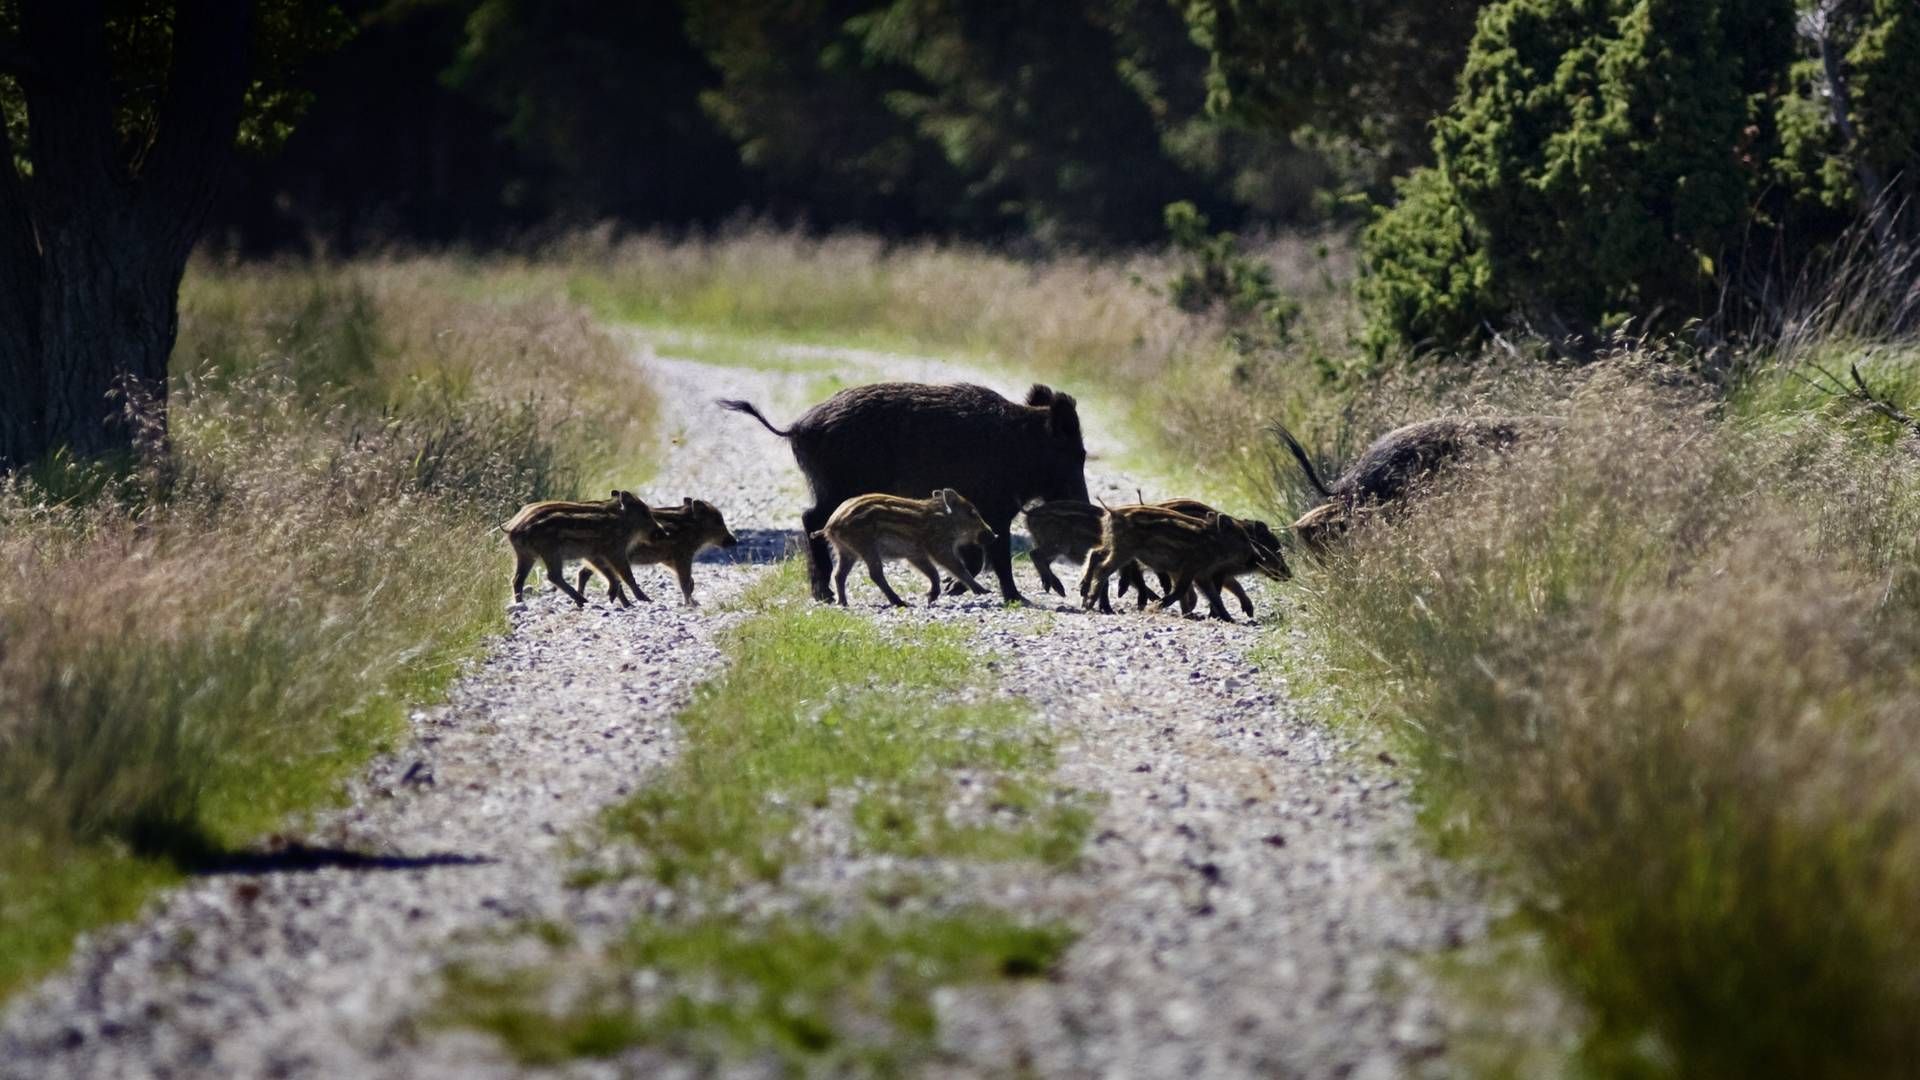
[603,561,1090,887]
[439,560,1087,1070]
[442,909,1071,1072]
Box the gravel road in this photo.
[1,334,1484,1079]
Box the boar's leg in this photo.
[605,553,651,605]
[1170,574,1233,621]
[908,554,944,604]
[512,548,536,603]
[582,556,633,608]
[1157,571,1203,617]
[1029,547,1066,597]
[1118,564,1159,610]
[1199,578,1235,621]
[982,525,1026,604]
[1222,576,1254,617]
[1079,549,1118,614]
[802,503,837,602]
[672,553,699,606]
[861,553,911,608]
[1170,583,1199,616]
[930,548,988,597]
[575,566,627,604]
[544,555,591,607]
[832,545,857,607]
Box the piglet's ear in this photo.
[611,490,622,500]
[941,489,958,513]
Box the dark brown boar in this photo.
[1078,505,1268,621]
[719,382,1089,604]
[1274,416,1558,555]
[815,489,996,607]
[576,497,741,606]
[503,490,665,607]
[1126,498,1291,617]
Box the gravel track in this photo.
[1,334,1484,1079]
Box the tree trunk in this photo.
[36,210,185,459]
[0,0,251,473]
[0,119,42,468]
[1816,3,1897,248]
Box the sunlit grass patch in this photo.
[635,325,848,375]
[438,909,1070,1071]
[603,561,1091,886]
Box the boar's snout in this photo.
[723,531,741,548]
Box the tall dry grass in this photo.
[532,225,1195,387]
[0,261,655,995]
[512,223,1360,506]
[1287,356,1920,1077]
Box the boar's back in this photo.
[1337,416,1547,504]
[788,382,1061,508]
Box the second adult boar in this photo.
[720,382,1090,603]
[1275,416,1558,556]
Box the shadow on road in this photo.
[191,841,493,877]
[695,526,801,565]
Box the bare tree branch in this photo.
[1847,362,1920,434]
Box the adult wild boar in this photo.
[720,382,1090,602]
[1275,416,1559,555]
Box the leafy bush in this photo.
[1359,0,1920,353]
[1162,200,1300,352]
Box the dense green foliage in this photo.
[219,0,1334,248]
[1186,0,1487,185]
[1359,0,1920,352]
[684,0,1321,242]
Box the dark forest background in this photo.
[211,0,1351,253]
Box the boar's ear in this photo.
[1025,384,1055,406]
[1048,392,1081,439]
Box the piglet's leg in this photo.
[908,554,944,604]
[862,552,910,608]
[544,556,591,607]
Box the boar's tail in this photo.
[1270,423,1333,499]
[717,398,792,437]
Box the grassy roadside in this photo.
[1275,355,1920,1077]
[434,561,1088,1072]
[0,264,657,999]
